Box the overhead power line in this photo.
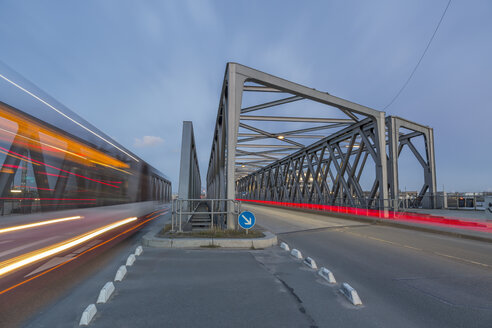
[384,0,452,110]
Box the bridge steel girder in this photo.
[207,63,391,228]
[236,118,384,208]
[178,121,201,202]
[237,116,437,211]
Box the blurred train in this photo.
[0,61,171,215]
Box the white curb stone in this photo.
[340,282,363,305]
[126,254,136,266]
[303,257,317,269]
[79,304,97,326]
[135,245,143,256]
[318,267,336,283]
[290,248,302,259]
[96,282,115,304]
[114,265,127,282]
[280,242,290,251]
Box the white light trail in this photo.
[0,73,139,162]
[0,216,83,234]
[0,217,137,277]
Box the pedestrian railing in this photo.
[171,198,241,232]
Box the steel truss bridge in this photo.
[207,63,436,229]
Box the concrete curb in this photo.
[126,254,136,266]
[290,248,302,259]
[134,245,143,256]
[340,282,362,305]
[280,242,290,251]
[142,228,277,249]
[303,257,317,269]
[114,265,127,282]
[97,282,115,304]
[318,267,336,284]
[79,304,97,326]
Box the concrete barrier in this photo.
[79,304,97,326]
[280,242,290,251]
[114,265,127,282]
[340,282,362,305]
[97,282,115,304]
[318,267,336,283]
[290,248,302,259]
[126,254,136,266]
[303,257,317,269]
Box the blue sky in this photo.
[0,0,491,193]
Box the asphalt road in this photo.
[11,203,492,327]
[243,203,492,327]
[0,202,160,262]
[0,203,170,328]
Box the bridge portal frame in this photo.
[387,116,437,209]
[207,63,391,229]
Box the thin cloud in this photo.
[134,135,164,148]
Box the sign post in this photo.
[238,211,256,233]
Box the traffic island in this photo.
[142,224,277,248]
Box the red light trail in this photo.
[0,146,119,188]
[237,199,492,233]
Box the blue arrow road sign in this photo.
[238,211,256,230]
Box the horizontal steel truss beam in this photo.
[238,133,326,139]
[240,115,354,124]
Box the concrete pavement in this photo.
[247,203,492,327]
[90,248,315,328]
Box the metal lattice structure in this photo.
[207,63,436,228]
[236,118,380,207]
[387,116,436,208]
[237,116,437,210]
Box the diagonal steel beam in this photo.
[239,122,304,147]
[241,95,303,113]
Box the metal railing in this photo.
[171,198,241,232]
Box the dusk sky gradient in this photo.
[0,0,491,193]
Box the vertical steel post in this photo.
[375,112,389,214]
[388,117,399,210]
[171,198,174,231]
[427,127,437,209]
[179,199,182,232]
[225,64,246,230]
[211,199,214,230]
